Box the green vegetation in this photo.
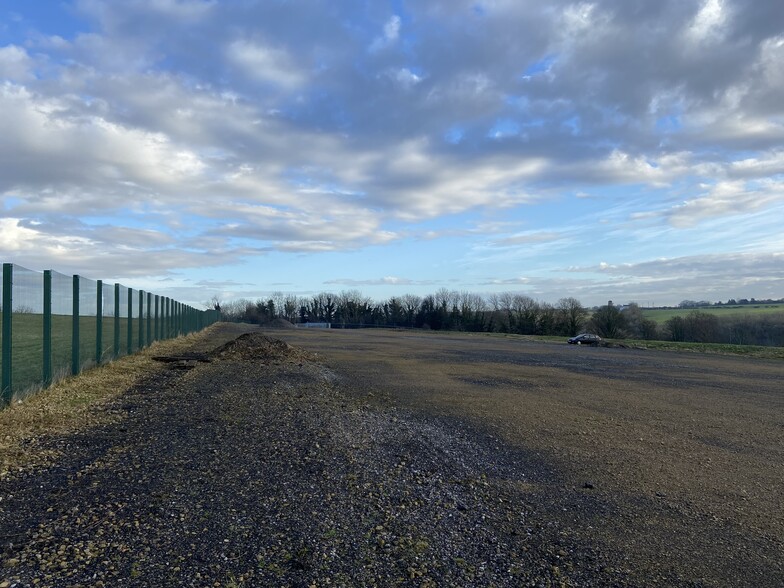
[642,304,784,324]
[222,292,784,349]
[1,323,249,474]
[479,331,784,360]
[3,313,141,399]
[610,338,784,360]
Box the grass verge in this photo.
[611,338,784,359]
[474,331,784,359]
[0,322,252,477]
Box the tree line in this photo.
[217,290,784,347]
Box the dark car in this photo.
[567,333,602,345]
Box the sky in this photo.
[1,0,783,309]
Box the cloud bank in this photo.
[0,0,782,305]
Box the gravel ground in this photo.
[1,329,640,587]
[1,327,781,587]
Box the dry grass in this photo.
[0,322,254,477]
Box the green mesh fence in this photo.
[118,285,130,357]
[11,265,43,398]
[101,281,115,362]
[51,270,73,386]
[0,263,220,407]
[78,275,98,374]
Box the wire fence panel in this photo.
[78,276,98,374]
[50,270,73,386]
[0,264,220,408]
[11,265,44,399]
[117,284,130,358]
[101,281,115,362]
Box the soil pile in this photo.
[212,332,310,362]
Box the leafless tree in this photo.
[400,293,422,327]
[557,297,587,336]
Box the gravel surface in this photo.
[1,330,640,587]
[1,327,781,587]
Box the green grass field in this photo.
[1,313,149,399]
[478,331,784,359]
[642,304,784,324]
[613,338,784,359]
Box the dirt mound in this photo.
[213,333,309,362]
[266,317,295,329]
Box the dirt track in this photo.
[272,328,784,586]
[1,325,782,586]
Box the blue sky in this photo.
[1,0,783,308]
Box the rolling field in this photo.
[642,303,784,323]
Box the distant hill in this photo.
[642,303,784,324]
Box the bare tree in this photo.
[459,291,486,331]
[537,302,557,335]
[206,295,222,312]
[557,297,587,336]
[496,292,514,332]
[400,293,422,327]
[283,295,299,322]
[337,290,373,325]
[512,295,539,334]
[591,303,627,338]
[270,291,287,318]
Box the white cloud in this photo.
[325,276,438,287]
[665,179,784,228]
[387,67,423,89]
[78,0,215,30]
[490,231,562,247]
[729,151,784,178]
[2,0,784,305]
[685,0,728,45]
[0,218,243,280]
[756,35,784,88]
[227,40,305,89]
[0,83,207,205]
[0,45,33,81]
[593,150,689,186]
[562,2,597,34]
[370,15,401,52]
[479,277,531,286]
[143,0,215,19]
[548,252,784,306]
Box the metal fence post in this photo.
[114,283,120,358]
[154,295,159,342]
[96,280,103,364]
[72,275,80,375]
[43,270,52,386]
[2,263,13,405]
[138,290,144,350]
[127,288,133,355]
[146,292,152,346]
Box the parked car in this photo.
[567,333,602,346]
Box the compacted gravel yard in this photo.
[0,324,782,587]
